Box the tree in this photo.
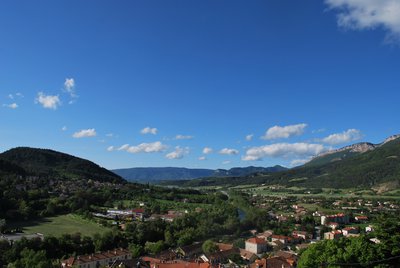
[129,243,144,258]
[144,241,164,255]
[0,218,6,233]
[10,248,52,268]
[202,240,218,254]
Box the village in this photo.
[58,192,400,268]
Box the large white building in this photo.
[245,237,268,254]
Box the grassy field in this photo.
[12,214,110,237]
[237,185,400,200]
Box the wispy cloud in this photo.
[222,160,231,165]
[7,93,23,99]
[118,144,130,151]
[219,148,239,155]
[242,142,327,161]
[61,126,67,131]
[64,78,78,103]
[202,147,213,154]
[64,78,75,92]
[141,127,158,135]
[35,92,61,110]
[262,123,307,140]
[175,134,194,140]
[246,134,254,141]
[72,128,97,138]
[290,158,311,167]
[3,103,18,109]
[165,146,189,159]
[198,156,207,161]
[107,146,115,152]
[321,128,362,145]
[325,0,400,43]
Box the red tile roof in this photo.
[247,237,267,244]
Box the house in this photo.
[292,231,310,241]
[245,237,268,254]
[239,248,259,262]
[271,235,291,245]
[250,256,296,268]
[324,230,343,240]
[131,208,145,220]
[355,216,368,222]
[321,213,349,225]
[61,248,132,268]
[200,248,239,265]
[257,230,273,241]
[216,243,234,252]
[142,257,211,268]
[296,243,310,251]
[342,227,359,236]
[175,243,203,258]
[328,222,339,230]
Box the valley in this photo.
[1,139,400,267]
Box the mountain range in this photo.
[1,133,399,190]
[112,165,287,183]
[166,134,400,189]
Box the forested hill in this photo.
[0,147,124,183]
[169,137,400,189]
[112,165,287,182]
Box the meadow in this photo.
[12,214,110,237]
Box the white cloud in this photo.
[107,146,115,151]
[246,134,254,141]
[175,134,194,140]
[141,127,158,135]
[165,146,189,159]
[118,141,167,153]
[72,128,97,138]
[202,147,213,154]
[242,142,327,161]
[8,94,13,99]
[321,129,362,145]
[62,126,67,131]
[262,123,307,140]
[290,158,311,167]
[118,144,130,151]
[222,160,231,165]
[3,103,18,109]
[106,133,114,137]
[64,78,76,94]
[326,0,400,42]
[219,148,239,155]
[35,92,61,110]
[16,93,24,98]
[198,156,206,161]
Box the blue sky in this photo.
[1,0,400,169]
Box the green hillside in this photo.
[173,138,400,189]
[0,147,124,183]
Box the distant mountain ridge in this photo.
[112,165,287,182]
[306,134,400,167]
[170,134,400,189]
[0,147,124,183]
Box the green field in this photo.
[13,214,110,237]
[236,185,400,200]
